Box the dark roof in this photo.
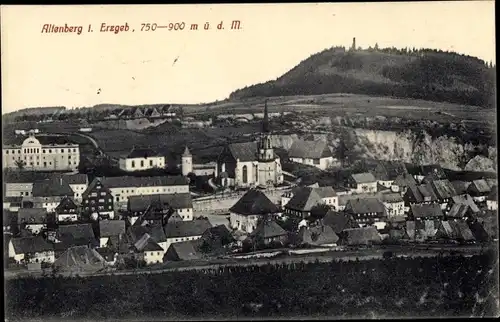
[451,180,471,195]
[63,173,88,185]
[451,194,480,213]
[315,186,337,198]
[469,179,492,194]
[285,187,323,212]
[406,183,438,203]
[56,223,96,246]
[340,227,382,245]
[468,221,491,242]
[101,175,188,188]
[410,203,444,219]
[487,188,497,201]
[288,140,332,159]
[322,211,359,234]
[250,220,287,239]
[124,147,162,159]
[164,218,212,238]
[447,204,469,219]
[229,189,279,216]
[18,208,47,224]
[82,178,112,198]
[165,240,201,261]
[32,177,74,197]
[380,192,404,203]
[393,173,418,188]
[99,220,126,237]
[225,142,258,162]
[128,193,193,213]
[298,225,339,246]
[142,239,164,252]
[372,161,408,181]
[3,171,54,183]
[55,197,79,213]
[10,236,53,254]
[351,172,376,184]
[53,246,106,272]
[345,198,385,215]
[431,180,458,199]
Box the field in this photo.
[5,253,498,320]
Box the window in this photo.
[69,155,71,159]
[314,159,320,165]
[140,160,144,167]
[73,149,76,152]
[242,165,248,184]
[131,161,135,168]
[150,160,153,166]
[6,150,8,154]
[61,149,64,153]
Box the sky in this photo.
[1,2,496,113]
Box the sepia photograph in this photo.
[1,2,498,320]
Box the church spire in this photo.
[262,99,270,133]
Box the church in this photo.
[216,102,284,188]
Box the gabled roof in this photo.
[56,223,96,246]
[82,178,112,198]
[250,220,287,239]
[345,198,385,215]
[100,175,188,189]
[450,194,480,213]
[380,192,403,203]
[451,180,471,195]
[55,197,78,213]
[315,186,337,198]
[285,187,323,212]
[410,203,444,219]
[124,147,162,159]
[166,240,201,261]
[164,218,212,238]
[288,140,332,159]
[226,142,258,162]
[53,246,106,273]
[128,193,193,213]
[340,227,381,246]
[18,208,47,224]
[372,161,408,181]
[322,210,359,234]
[447,204,469,219]
[134,234,164,252]
[468,179,492,194]
[393,173,418,188]
[229,189,279,216]
[298,225,339,246]
[351,172,376,184]
[10,236,53,254]
[431,180,457,199]
[99,220,126,237]
[32,177,74,197]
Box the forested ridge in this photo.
[5,253,499,319]
[230,46,496,108]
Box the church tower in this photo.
[181,146,192,176]
[258,100,274,162]
[257,100,283,187]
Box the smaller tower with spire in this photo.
[181,146,192,176]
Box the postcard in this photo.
[1,2,498,321]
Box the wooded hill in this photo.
[229,46,496,108]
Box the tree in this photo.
[310,204,332,221]
[14,159,26,171]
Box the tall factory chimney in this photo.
[352,37,356,51]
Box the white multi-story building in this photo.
[288,139,337,170]
[118,148,165,172]
[98,175,190,209]
[2,134,80,171]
